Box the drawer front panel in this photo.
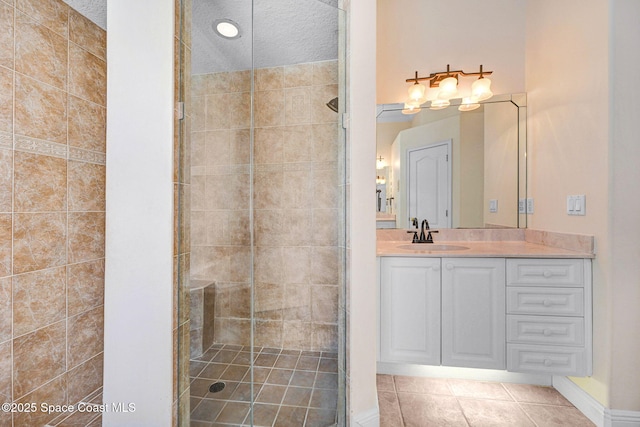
[507,315,584,346]
[508,344,586,376]
[507,259,584,287]
[507,287,584,316]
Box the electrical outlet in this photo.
[519,199,526,214]
[526,198,534,214]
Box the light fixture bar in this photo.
[405,64,493,88]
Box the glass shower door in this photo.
[180,1,346,425]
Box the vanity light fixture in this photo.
[404,64,493,112]
[376,156,386,170]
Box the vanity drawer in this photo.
[507,344,586,376]
[507,259,584,287]
[507,315,584,346]
[507,287,584,316]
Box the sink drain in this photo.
[209,382,225,393]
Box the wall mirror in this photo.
[376,93,527,230]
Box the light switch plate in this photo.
[526,198,534,214]
[519,199,526,214]
[567,195,586,215]
[489,199,498,213]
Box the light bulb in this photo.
[437,76,458,100]
[402,101,422,115]
[429,99,450,110]
[458,97,480,112]
[407,82,426,103]
[472,77,493,101]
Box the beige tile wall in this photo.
[0,0,106,426]
[190,60,341,352]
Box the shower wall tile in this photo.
[67,305,104,370]
[14,73,67,143]
[283,125,313,162]
[0,277,11,342]
[0,215,10,277]
[14,374,67,427]
[0,149,12,212]
[230,128,250,165]
[191,96,205,131]
[255,282,283,320]
[254,90,285,127]
[69,8,105,60]
[68,95,106,152]
[0,1,14,69]
[254,127,283,164]
[68,160,106,211]
[15,0,69,38]
[2,1,107,418]
[13,319,66,398]
[205,93,231,130]
[254,171,283,210]
[311,285,339,323]
[285,87,311,125]
[67,259,104,317]
[13,212,66,274]
[13,151,67,212]
[68,43,106,106]
[311,247,339,285]
[229,91,251,129]
[313,61,339,85]
[312,123,340,162]
[12,266,66,336]
[0,340,10,402]
[15,11,67,90]
[284,63,313,88]
[0,68,12,134]
[255,67,284,91]
[191,61,341,350]
[282,169,312,208]
[67,211,105,263]
[283,283,311,321]
[67,353,102,403]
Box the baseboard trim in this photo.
[351,405,380,427]
[553,376,640,427]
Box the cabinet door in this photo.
[442,258,505,369]
[379,257,441,365]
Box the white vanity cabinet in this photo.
[379,257,441,365]
[442,258,505,370]
[378,256,593,377]
[506,259,592,376]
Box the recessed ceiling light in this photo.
[213,19,241,40]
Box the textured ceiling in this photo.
[62,0,106,29]
[61,0,339,75]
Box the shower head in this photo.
[326,97,339,113]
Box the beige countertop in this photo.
[377,240,595,258]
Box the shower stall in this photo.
[176,0,347,425]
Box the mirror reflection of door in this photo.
[407,141,452,229]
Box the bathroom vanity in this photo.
[376,234,594,378]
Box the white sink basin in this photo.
[397,244,469,252]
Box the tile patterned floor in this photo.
[189,344,338,426]
[377,374,596,427]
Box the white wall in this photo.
[377,0,526,104]
[525,0,611,407]
[103,0,175,425]
[349,0,380,424]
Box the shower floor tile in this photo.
[189,344,339,427]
